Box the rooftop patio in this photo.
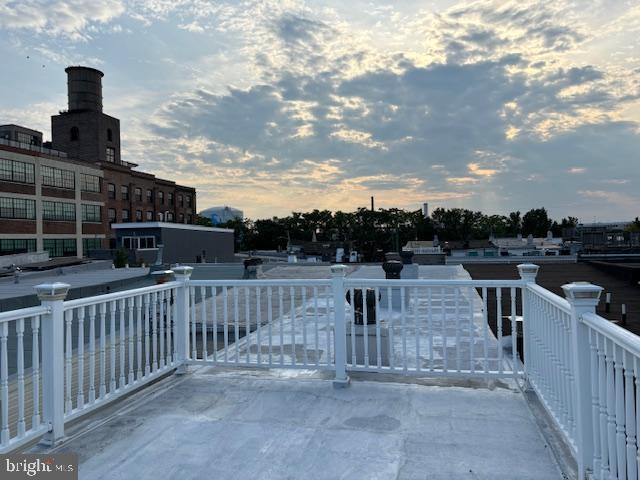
[0,262,636,479]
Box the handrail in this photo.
[63,281,180,310]
[344,278,525,288]
[0,305,50,324]
[582,311,640,358]
[526,283,571,313]
[188,279,332,287]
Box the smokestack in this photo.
[65,66,104,112]
[422,202,429,218]
[371,196,374,212]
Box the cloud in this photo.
[0,0,125,40]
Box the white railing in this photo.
[0,305,50,451]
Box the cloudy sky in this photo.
[1,0,639,221]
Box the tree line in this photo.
[197,207,579,254]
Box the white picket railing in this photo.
[2,261,640,480]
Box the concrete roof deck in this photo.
[41,368,563,479]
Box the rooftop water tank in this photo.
[66,66,104,112]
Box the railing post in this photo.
[173,266,193,374]
[563,282,603,480]
[517,263,539,387]
[35,282,70,446]
[331,265,350,388]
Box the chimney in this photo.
[65,66,104,112]
[422,202,429,218]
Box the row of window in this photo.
[83,238,102,252]
[0,158,35,184]
[107,208,191,223]
[107,184,192,207]
[43,239,77,258]
[1,158,101,192]
[122,236,156,250]
[0,197,101,222]
[0,239,37,256]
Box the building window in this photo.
[187,214,192,224]
[123,236,156,250]
[146,189,152,203]
[16,132,39,145]
[107,129,113,142]
[0,197,36,219]
[121,185,129,200]
[179,213,184,223]
[122,209,130,222]
[186,195,191,207]
[80,173,101,192]
[0,159,35,184]
[42,165,75,189]
[108,208,116,223]
[106,147,115,163]
[136,209,142,221]
[70,127,79,141]
[167,192,174,205]
[0,239,36,256]
[108,183,116,199]
[146,211,153,221]
[135,187,142,202]
[42,201,76,221]
[178,195,183,207]
[158,191,164,205]
[82,238,102,255]
[81,204,101,222]
[166,212,174,222]
[43,238,77,258]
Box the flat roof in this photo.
[111,222,233,233]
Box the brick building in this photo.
[0,127,105,257]
[0,66,197,259]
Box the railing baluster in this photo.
[606,338,618,479]
[245,287,251,364]
[589,328,602,476]
[387,287,393,371]
[64,310,73,414]
[127,298,134,385]
[211,287,217,364]
[200,287,208,362]
[290,286,296,366]
[16,318,25,436]
[413,286,419,372]
[598,333,610,478]
[31,316,40,429]
[118,299,126,388]
[233,287,239,364]
[159,291,165,369]
[624,349,637,480]
[482,287,488,373]
[88,304,96,404]
[256,287,262,366]
[454,287,460,373]
[428,288,433,372]
[496,288,503,375]
[349,287,356,366]
[0,322,8,445]
[109,300,117,392]
[510,287,517,371]
[169,288,175,364]
[77,306,85,408]
[313,286,319,368]
[267,286,273,367]
[325,286,331,366]
[151,292,158,372]
[136,296,143,381]
[223,286,229,364]
[635,356,640,480]
[98,302,107,398]
[302,287,308,367]
[278,286,284,365]
[615,344,627,478]
[467,286,472,374]
[401,287,407,373]
[375,287,381,370]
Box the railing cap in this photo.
[331,264,348,277]
[562,281,603,303]
[172,265,194,278]
[517,263,539,281]
[35,282,70,301]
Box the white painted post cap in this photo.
[330,264,347,276]
[35,282,71,301]
[517,263,539,281]
[562,282,603,304]
[173,265,194,277]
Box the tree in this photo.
[522,208,552,237]
[506,211,521,236]
[195,215,212,227]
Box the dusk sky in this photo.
[1,0,639,221]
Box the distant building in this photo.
[200,206,243,225]
[577,222,639,249]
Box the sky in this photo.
[0,0,639,221]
